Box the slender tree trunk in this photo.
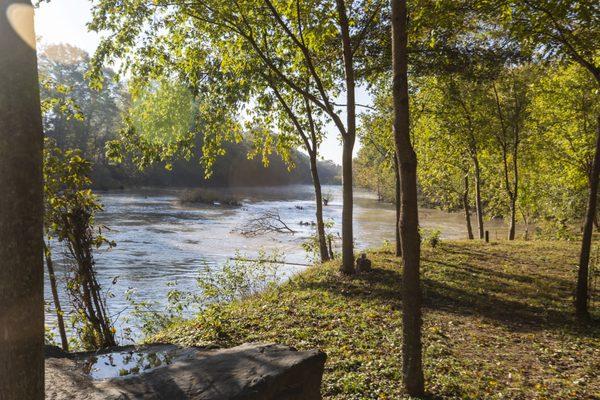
[463,174,474,240]
[522,211,530,240]
[575,114,600,320]
[508,195,517,241]
[310,152,330,262]
[473,157,484,239]
[392,0,425,396]
[394,154,402,256]
[506,143,519,241]
[0,1,45,397]
[44,243,69,352]
[336,0,356,275]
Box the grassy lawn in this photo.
[152,240,600,399]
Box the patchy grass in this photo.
[152,240,600,399]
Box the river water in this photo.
[45,184,510,342]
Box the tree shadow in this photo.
[296,252,599,336]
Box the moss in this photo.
[151,240,599,399]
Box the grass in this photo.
[151,240,600,399]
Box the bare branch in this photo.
[238,209,297,236]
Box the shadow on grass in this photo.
[296,248,599,336]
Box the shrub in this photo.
[178,188,241,206]
[421,228,442,248]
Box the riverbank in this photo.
[48,185,495,341]
[151,240,599,399]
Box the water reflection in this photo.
[79,345,181,379]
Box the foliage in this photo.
[421,228,441,248]
[43,138,117,350]
[302,219,337,263]
[197,250,283,303]
[356,59,599,236]
[527,62,600,223]
[121,250,283,339]
[43,138,101,238]
[39,44,124,163]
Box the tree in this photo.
[44,141,117,349]
[356,90,402,255]
[499,0,599,319]
[392,0,424,395]
[90,0,386,274]
[488,66,534,240]
[39,44,123,162]
[529,63,600,227]
[0,0,44,398]
[416,75,492,239]
[413,86,476,239]
[254,75,332,262]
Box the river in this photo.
[45,184,511,342]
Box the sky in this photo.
[34,0,372,164]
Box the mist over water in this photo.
[45,184,510,341]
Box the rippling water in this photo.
[45,184,511,342]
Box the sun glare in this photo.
[7,3,36,50]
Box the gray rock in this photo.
[45,343,326,399]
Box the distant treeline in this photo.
[39,44,340,190]
[91,143,341,190]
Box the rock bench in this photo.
[45,343,326,399]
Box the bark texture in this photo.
[0,0,44,397]
[391,0,425,396]
[394,155,402,256]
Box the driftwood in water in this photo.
[239,210,296,236]
[229,257,310,267]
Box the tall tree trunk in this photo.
[0,1,45,398]
[341,137,355,273]
[463,174,474,240]
[575,114,600,320]
[473,157,484,239]
[336,0,356,275]
[394,154,402,256]
[310,151,330,262]
[392,0,425,396]
[44,243,69,352]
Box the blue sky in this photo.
[34,0,372,164]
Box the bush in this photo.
[421,228,442,248]
[178,188,242,206]
[123,250,283,340]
